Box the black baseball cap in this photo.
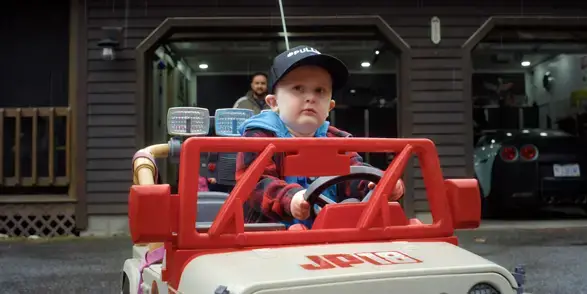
[268,45,349,94]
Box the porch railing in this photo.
[0,107,71,188]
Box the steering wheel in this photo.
[303,166,384,218]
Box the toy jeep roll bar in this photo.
[128,108,483,291]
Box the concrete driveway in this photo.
[1,222,587,294]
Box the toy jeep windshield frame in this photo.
[129,136,481,289]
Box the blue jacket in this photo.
[238,111,337,228]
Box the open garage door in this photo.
[463,17,587,218]
[135,16,421,215]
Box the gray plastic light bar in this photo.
[166,107,210,136]
[214,108,254,137]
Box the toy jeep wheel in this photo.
[121,274,130,294]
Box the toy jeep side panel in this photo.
[143,265,170,294]
[178,241,518,293]
[253,273,514,294]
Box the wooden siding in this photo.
[84,0,587,215]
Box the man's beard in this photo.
[253,91,267,99]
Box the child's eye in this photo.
[293,85,304,92]
[314,88,329,97]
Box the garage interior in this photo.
[149,29,401,176]
[472,26,587,141]
[470,24,587,218]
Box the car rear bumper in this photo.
[491,159,587,207]
[539,177,587,205]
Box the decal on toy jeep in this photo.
[300,251,422,270]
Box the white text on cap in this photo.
[286,47,321,58]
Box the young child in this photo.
[236,45,405,228]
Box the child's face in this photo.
[266,65,336,136]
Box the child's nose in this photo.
[305,94,317,103]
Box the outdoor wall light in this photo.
[521,61,531,67]
[97,26,123,61]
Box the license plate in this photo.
[553,164,581,177]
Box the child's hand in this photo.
[390,180,405,201]
[290,190,311,220]
[367,180,405,201]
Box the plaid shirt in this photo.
[235,126,371,224]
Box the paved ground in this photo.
[457,227,587,294]
[1,222,587,294]
[0,236,131,294]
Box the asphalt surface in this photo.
[1,225,587,294]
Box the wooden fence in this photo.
[0,107,71,190]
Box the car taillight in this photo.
[500,146,518,162]
[520,144,539,161]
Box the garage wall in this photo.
[83,0,587,215]
[526,54,587,128]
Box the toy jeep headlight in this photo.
[468,283,500,294]
[167,107,210,136]
[214,108,254,137]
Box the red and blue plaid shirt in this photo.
[235,126,372,224]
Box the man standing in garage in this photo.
[233,72,271,114]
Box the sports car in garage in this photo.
[474,129,587,217]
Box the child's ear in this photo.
[329,99,336,111]
[265,94,279,111]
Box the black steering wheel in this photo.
[303,166,384,218]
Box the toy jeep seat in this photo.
[210,152,239,186]
[196,192,230,222]
[199,149,239,187]
[196,191,285,231]
[199,109,254,187]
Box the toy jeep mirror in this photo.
[167,107,210,136]
[214,108,254,137]
[444,179,481,229]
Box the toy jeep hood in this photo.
[179,241,517,293]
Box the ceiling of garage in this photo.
[472,26,587,71]
[472,42,587,71]
[160,37,587,74]
[165,39,396,73]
